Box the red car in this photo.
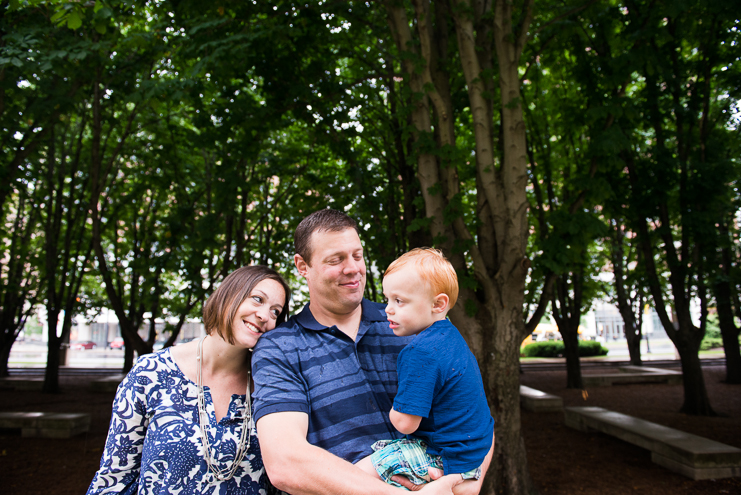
[70,341,97,350]
[108,337,124,349]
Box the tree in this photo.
[0,178,41,376]
[38,116,94,393]
[1,2,103,391]
[0,2,82,212]
[621,0,740,414]
[606,216,648,366]
[380,0,595,492]
[521,21,618,388]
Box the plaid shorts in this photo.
[370,438,482,490]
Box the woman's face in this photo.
[230,278,286,349]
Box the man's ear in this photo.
[295,253,309,278]
[432,293,449,314]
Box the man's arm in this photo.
[257,411,465,495]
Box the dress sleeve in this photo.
[86,362,153,495]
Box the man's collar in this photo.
[296,298,386,331]
[361,298,387,322]
[296,303,325,331]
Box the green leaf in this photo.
[95,22,107,35]
[51,10,66,24]
[96,7,113,19]
[67,12,83,30]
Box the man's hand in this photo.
[391,470,479,494]
[418,474,464,494]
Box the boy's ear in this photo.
[432,293,449,313]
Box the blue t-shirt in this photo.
[394,319,494,474]
[252,299,413,463]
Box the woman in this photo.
[87,266,290,494]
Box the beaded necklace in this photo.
[196,335,252,481]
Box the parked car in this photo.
[108,337,124,349]
[70,341,97,350]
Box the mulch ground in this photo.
[520,363,741,495]
[0,363,738,495]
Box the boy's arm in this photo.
[389,407,422,435]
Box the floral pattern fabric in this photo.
[87,348,268,495]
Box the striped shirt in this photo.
[252,299,413,463]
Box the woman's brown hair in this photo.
[202,265,291,345]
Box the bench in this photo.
[90,374,125,393]
[0,412,91,438]
[581,366,682,387]
[520,385,563,412]
[0,377,44,391]
[564,406,741,480]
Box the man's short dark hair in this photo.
[295,209,359,265]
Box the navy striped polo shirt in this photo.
[252,299,413,463]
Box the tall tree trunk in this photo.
[610,218,643,366]
[123,332,136,372]
[0,341,12,377]
[624,313,643,366]
[552,274,584,389]
[385,1,538,492]
[676,342,714,416]
[562,323,582,389]
[714,277,741,384]
[479,304,533,495]
[634,213,714,415]
[625,123,715,416]
[43,311,61,393]
[87,63,150,373]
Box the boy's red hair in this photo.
[384,248,459,309]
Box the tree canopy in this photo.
[1,1,739,493]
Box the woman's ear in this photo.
[432,293,449,313]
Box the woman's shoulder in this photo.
[130,347,175,371]
[119,348,179,390]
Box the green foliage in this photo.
[522,340,609,358]
[2,0,739,379]
[705,314,722,340]
[700,338,724,351]
[700,314,740,350]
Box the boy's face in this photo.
[383,264,444,337]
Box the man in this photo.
[252,209,493,495]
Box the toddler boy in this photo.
[356,248,494,489]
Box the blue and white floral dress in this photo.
[87,348,269,495]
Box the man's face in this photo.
[295,228,366,317]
